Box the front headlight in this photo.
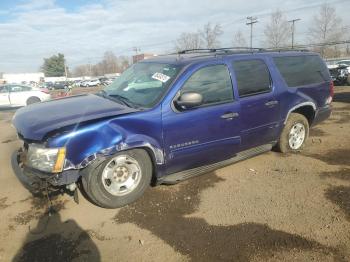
[27,144,66,173]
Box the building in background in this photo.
[132,53,157,64]
[2,72,44,84]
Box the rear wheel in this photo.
[81,149,152,208]
[276,113,309,153]
[26,96,41,105]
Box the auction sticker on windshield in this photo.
[152,72,171,83]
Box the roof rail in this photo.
[176,47,308,55]
[177,47,265,54]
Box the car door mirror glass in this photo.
[175,92,203,110]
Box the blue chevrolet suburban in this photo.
[12,48,333,208]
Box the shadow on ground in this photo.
[12,197,100,262]
[114,173,343,261]
[333,91,350,103]
[325,185,350,222]
[322,169,350,222]
[303,148,350,166]
[321,168,350,181]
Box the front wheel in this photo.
[81,149,152,208]
[276,113,309,153]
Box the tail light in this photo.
[40,88,50,94]
[330,81,334,98]
[326,81,334,105]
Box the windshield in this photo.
[103,62,182,108]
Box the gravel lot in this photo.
[0,87,349,262]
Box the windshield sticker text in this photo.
[152,72,171,83]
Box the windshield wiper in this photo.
[97,90,145,110]
[96,90,130,107]
[109,94,133,107]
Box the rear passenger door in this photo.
[231,59,280,149]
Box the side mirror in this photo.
[176,92,203,110]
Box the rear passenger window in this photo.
[181,64,233,106]
[232,60,271,97]
[273,55,329,87]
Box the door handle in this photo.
[265,100,279,107]
[221,112,239,119]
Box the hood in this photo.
[13,94,137,141]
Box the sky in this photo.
[0,0,349,73]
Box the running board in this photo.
[160,144,273,184]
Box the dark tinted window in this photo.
[181,64,233,106]
[232,59,271,97]
[273,55,329,87]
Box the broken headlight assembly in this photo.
[27,144,66,173]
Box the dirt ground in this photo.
[0,87,349,262]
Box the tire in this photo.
[26,96,41,105]
[81,149,152,208]
[276,113,309,153]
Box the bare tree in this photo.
[174,32,202,51]
[73,64,90,77]
[103,51,119,73]
[232,30,248,47]
[118,56,130,72]
[308,3,343,57]
[200,22,223,48]
[263,10,290,48]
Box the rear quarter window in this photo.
[273,55,329,87]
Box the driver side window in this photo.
[181,64,234,106]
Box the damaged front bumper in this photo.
[11,149,80,194]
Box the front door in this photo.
[162,63,241,175]
[0,86,10,106]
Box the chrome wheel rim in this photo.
[101,155,142,196]
[288,123,306,150]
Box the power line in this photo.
[220,0,350,27]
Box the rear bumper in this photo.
[312,105,332,126]
[11,150,80,194]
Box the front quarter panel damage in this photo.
[46,109,164,173]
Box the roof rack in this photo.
[176,47,308,55]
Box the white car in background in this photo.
[0,84,51,107]
[336,60,350,71]
[84,79,100,87]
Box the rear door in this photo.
[231,58,280,150]
[0,86,10,106]
[162,63,241,174]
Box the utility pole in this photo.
[133,47,140,55]
[288,18,301,49]
[246,16,258,49]
[64,64,68,78]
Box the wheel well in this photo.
[292,106,315,125]
[26,96,40,104]
[138,147,158,186]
